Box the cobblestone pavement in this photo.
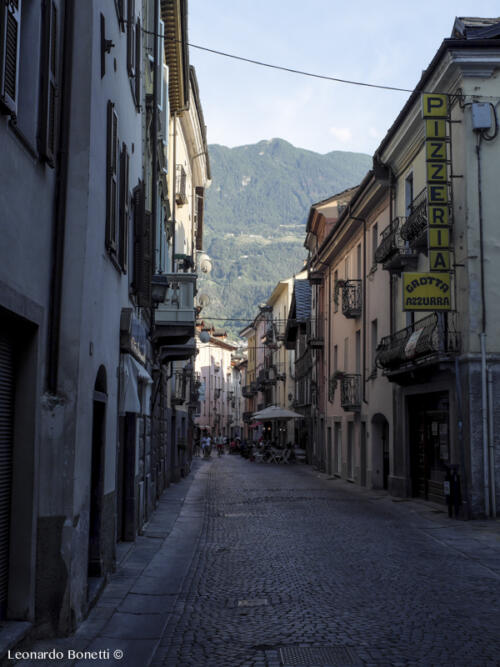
[151,455,500,667]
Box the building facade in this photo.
[0,0,209,646]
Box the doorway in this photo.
[408,392,450,504]
[371,413,389,490]
[88,367,107,578]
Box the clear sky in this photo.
[188,1,500,155]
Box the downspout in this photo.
[362,217,367,404]
[487,368,496,517]
[476,138,490,517]
[47,0,75,392]
[171,111,177,270]
[389,175,394,335]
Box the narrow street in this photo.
[20,455,500,667]
[150,456,500,667]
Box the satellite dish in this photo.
[199,331,210,343]
[198,293,211,308]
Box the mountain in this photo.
[197,138,372,337]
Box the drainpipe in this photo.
[476,138,490,517]
[47,0,75,392]
[171,111,177,270]
[362,217,367,404]
[487,368,496,517]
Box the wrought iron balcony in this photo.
[400,188,428,248]
[342,280,362,318]
[306,319,324,348]
[243,411,254,423]
[340,374,361,411]
[375,218,419,271]
[154,273,197,346]
[242,384,256,398]
[376,312,460,381]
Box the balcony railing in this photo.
[375,218,419,271]
[340,374,361,411]
[243,411,254,423]
[306,318,324,348]
[376,312,460,376]
[154,273,197,343]
[242,384,256,398]
[400,188,427,247]
[342,280,362,318]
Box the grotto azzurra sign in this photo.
[402,273,451,311]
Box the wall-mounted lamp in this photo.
[151,274,169,306]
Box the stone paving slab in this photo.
[117,593,177,615]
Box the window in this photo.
[333,345,338,374]
[106,101,119,254]
[114,0,125,29]
[372,223,378,265]
[1,0,58,163]
[39,0,58,165]
[333,270,338,312]
[355,330,361,374]
[132,181,152,307]
[125,0,141,108]
[343,337,349,371]
[119,143,130,272]
[356,244,362,279]
[126,0,135,77]
[371,319,378,373]
[405,173,414,216]
[334,422,341,475]
[347,422,354,480]
[0,0,21,116]
[106,104,130,272]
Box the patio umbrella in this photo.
[251,405,303,420]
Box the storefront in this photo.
[408,391,450,504]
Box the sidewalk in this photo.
[309,467,500,579]
[10,458,210,667]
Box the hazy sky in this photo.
[188,1,500,155]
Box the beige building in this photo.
[372,17,500,516]
[306,182,393,487]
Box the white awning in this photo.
[119,354,153,415]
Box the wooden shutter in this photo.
[134,18,141,107]
[0,0,22,116]
[114,0,125,30]
[119,143,129,272]
[195,187,204,250]
[126,0,135,77]
[133,182,152,307]
[40,0,58,165]
[106,101,118,253]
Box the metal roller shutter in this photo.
[0,330,14,617]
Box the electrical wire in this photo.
[140,26,500,100]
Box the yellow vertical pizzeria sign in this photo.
[401,94,453,311]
